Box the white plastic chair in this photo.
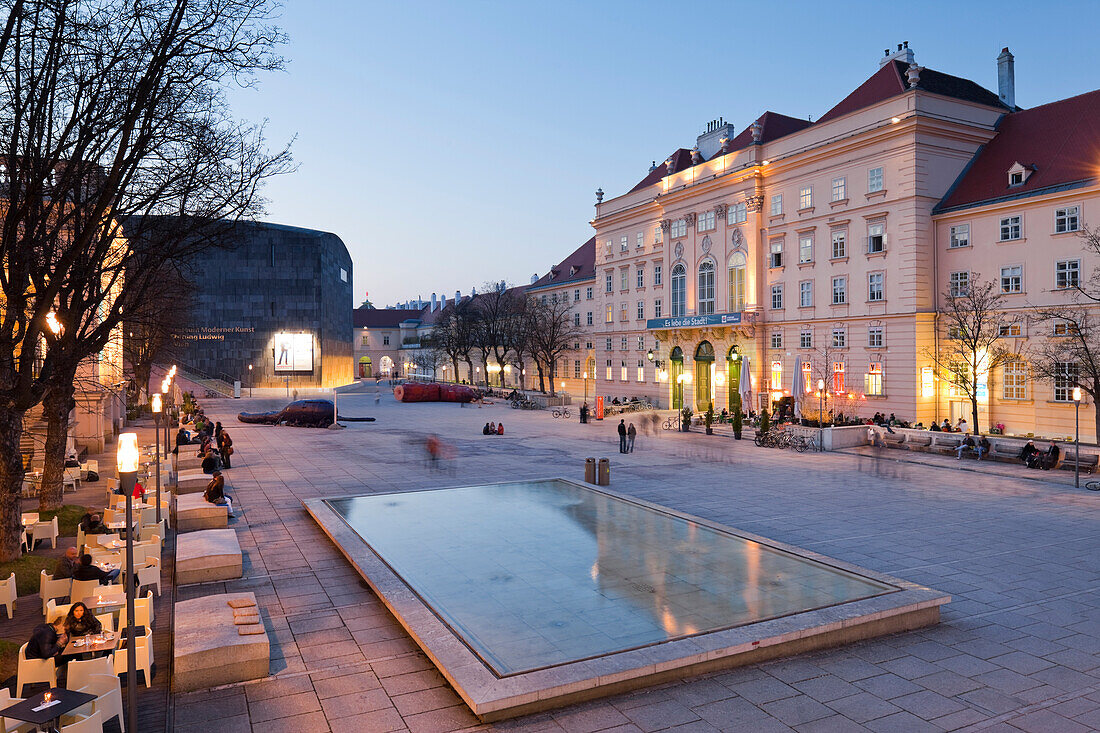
[30,516,58,549]
[46,599,73,624]
[136,558,161,597]
[105,478,118,493]
[112,627,153,688]
[0,572,15,619]
[95,613,114,633]
[63,467,81,493]
[20,512,39,526]
[139,520,165,542]
[82,675,123,733]
[59,710,103,733]
[70,579,106,605]
[118,591,154,630]
[66,656,114,693]
[16,642,57,696]
[39,570,71,616]
[0,688,34,733]
[138,507,157,528]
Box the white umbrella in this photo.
[738,355,752,413]
[792,356,803,419]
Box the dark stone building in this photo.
[172,220,354,389]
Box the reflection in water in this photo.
[330,480,893,676]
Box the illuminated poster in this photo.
[274,333,314,373]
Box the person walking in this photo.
[617,419,627,453]
[627,423,637,453]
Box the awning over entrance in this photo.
[359,356,372,364]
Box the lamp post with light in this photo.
[1074,386,1082,488]
[116,433,140,733]
[817,379,826,451]
[247,364,253,397]
[152,394,163,523]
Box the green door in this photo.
[728,349,742,412]
[694,342,714,411]
[670,347,684,409]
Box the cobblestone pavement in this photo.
[172,385,1100,732]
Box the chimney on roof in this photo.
[441,294,447,310]
[880,40,915,67]
[455,290,461,303]
[649,160,658,172]
[696,118,735,159]
[530,273,538,285]
[998,47,1015,109]
[431,293,437,311]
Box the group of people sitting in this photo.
[1019,439,1060,470]
[953,433,992,460]
[51,546,120,584]
[203,469,234,516]
[27,601,106,667]
[482,422,505,435]
[177,410,234,471]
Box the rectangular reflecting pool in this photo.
[307,479,948,720]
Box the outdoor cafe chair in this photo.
[39,571,71,616]
[0,572,16,619]
[58,710,103,733]
[0,688,34,733]
[112,627,152,688]
[136,559,161,597]
[16,642,57,695]
[45,599,73,624]
[63,467,81,493]
[66,657,114,695]
[29,517,58,550]
[118,591,154,630]
[70,580,107,605]
[80,675,123,733]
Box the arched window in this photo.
[698,260,715,315]
[728,252,746,312]
[671,264,686,317]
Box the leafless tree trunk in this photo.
[528,296,585,397]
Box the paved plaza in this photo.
[171,385,1100,732]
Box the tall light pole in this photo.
[247,364,253,397]
[116,433,140,733]
[583,371,589,405]
[1074,386,1082,488]
[151,394,163,523]
[817,379,826,452]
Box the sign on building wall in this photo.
[645,312,742,330]
[274,332,314,373]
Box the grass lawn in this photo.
[0,639,18,684]
[39,504,87,537]
[2,504,86,596]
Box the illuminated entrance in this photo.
[727,347,742,412]
[669,347,684,409]
[358,356,372,378]
[695,341,714,410]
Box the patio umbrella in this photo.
[792,356,803,419]
[738,355,752,413]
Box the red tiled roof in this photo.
[937,89,1100,211]
[628,149,694,194]
[818,60,1007,125]
[529,237,596,290]
[352,308,425,328]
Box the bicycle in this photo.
[662,416,677,430]
[552,407,571,419]
[791,434,819,453]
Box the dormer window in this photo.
[1007,162,1033,187]
[569,265,579,276]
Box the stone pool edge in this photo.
[304,479,950,721]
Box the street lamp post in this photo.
[116,433,140,733]
[1074,387,1082,488]
[248,364,253,397]
[817,379,826,452]
[152,394,163,524]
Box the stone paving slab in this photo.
[166,385,1100,732]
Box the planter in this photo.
[733,432,742,440]
[705,427,713,435]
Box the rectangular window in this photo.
[339,268,348,282]
[637,336,645,351]
[605,338,612,351]
[620,236,628,252]
[832,276,847,305]
[949,224,970,248]
[799,280,813,307]
[573,313,581,327]
[1000,216,1022,241]
[620,302,628,321]
[832,177,846,202]
[1054,363,1079,402]
[586,311,593,326]
[654,226,662,244]
[586,287,593,300]
[621,336,628,351]
[636,300,644,320]
[831,329,846,348]
[1053,320,1077,337]
[1056,206,1080,234]
[620,362,628,381]
[636,266,645,288]
[605,304,613,323]
[769,240,783,268]
[698,210,716,231]
[868,167,884,193]
[999,323,1022,337]
[654,299,662,318]
[361,334,369,346]
[383,335,390,345]
[671,219,687,238]
[868,326,883,348]
[770,194,783,216]
[868,272,884,301]
[637,360,645,383]
[654,264,662,286]
[770,284,783,309]
[574,289,580,302]
[831,230,846,259]
[636,232,644,249]
[620,270,628,291]
[799,235,813,263]
[770,360,783,389]
[865,363,883,396]
[1000,265,1023,294]
[799,186,812,210]
[727,201,747,224]
[605,273,613,293]
[949,271,970,297]
[921,366,935,398]
[771,332,783,349]
[800,329,812,348]
[832,361,845,392]
[867,223,885,253]
[606,359,613,381]
[1003,361,1027,400]
[574,360,581,379]
[604,240,612,256]
[1056,259,1081,289]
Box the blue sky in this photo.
[227,0,1100,307]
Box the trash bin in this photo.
[584,457,596,484]
[597,457,610,486]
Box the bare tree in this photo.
[474,282,523,387]
[435,298,476,382]
[924,278,1017,433]
[124,263,193,405]
[411,335,446,381]
[0,0,292,552]
[528,295,584,397]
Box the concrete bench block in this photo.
[177,529,242,585]
[174,493,228,532]
[173,592,269,692]
[175,454,203,472]
[174,469,212,495]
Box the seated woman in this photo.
[488,422,496,434]
[497,422,505,435]
[64,602,102,637]
[200,449,219,474]
[482,423,491,435]
[203,470,234,516]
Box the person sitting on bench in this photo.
[1019,440,1041,468]
[955,433,976,459]
[977,435,991,461]
[1043,440,1061,470]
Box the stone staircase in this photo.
[173,365,234,398]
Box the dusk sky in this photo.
[227,1,1100,308]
